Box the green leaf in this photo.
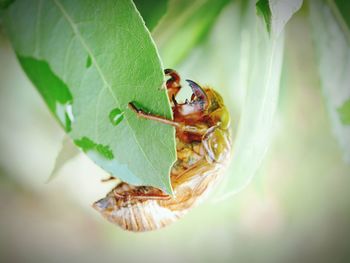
[2,0,176,193]
[133,0,168,31]
[256,0,303,36]
[309,0,350,163]
[152,0,231,67]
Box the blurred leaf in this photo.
[309,0,350,163]
[326,0,350,43]
[189,1,284,200]
[334,0,350,29]
[256,0,303,36]
[2,0,176,193]
[218,8,284,198]
[133,0,168,31]
[0,0,14,10]
[47,135,80,182]
[153,0,231,67]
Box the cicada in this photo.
[93,69,231,232]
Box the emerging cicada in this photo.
[93,69,231,231]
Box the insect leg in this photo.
[128,102,207,136]
[165,69,181,100]
[113,187,171,200]
[128,102,181,128]
[101,176,117,182]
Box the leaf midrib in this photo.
[52,0,167,188]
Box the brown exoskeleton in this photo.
[93,69,231,232]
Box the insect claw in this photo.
[186,79,208,102]
[186,79,208,109]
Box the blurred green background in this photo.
[1,2,350,263]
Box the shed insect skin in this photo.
[93,69,232,232]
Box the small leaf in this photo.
[3,0,176,193]
[256,0,303,37]
[310,0,350,163]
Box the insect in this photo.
[93,69,231,232]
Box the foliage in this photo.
[2,0,175,193]
[1,0,349,195]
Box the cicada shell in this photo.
[93,69,231,232]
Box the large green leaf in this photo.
[309,0,350,163]
[2,0,176,193]
[152,0,231,67]
[256,0,303,36]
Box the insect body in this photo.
[93,69,231,231]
